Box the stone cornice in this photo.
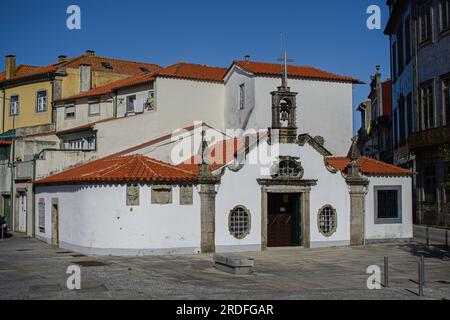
[257,178,317,187]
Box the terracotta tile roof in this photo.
[0,64,62,83]
[157,62,228,82]
[181,132,267,171]
[325,156,415,176]
[0,140,12,145]
[0,54,161,85]
[62,55,161,75]
[234,61,361,83]
[182,137,245,171]
[34,154,198,185]
[57,73,156,101]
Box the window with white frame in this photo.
[38,198,45,233]
[88,99,100,116]
[419,1,433,44]
[318,205,337,237]
[239,84,245,110]
[374,186,402,224]
[9,95,19,116]
[439,0,450,32]
[126,95,136,113]
[443,76,450,125]
[420,81,435,130]
[228,205,251,239]
[36,90,47,112]
[65,105,76,119]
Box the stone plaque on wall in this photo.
[126,184,140,206]
[151,185,172,205]
[180,185,193,205]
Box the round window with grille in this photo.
[228,206,251,239]
[318,205,337,237]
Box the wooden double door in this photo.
[267,193,301,247]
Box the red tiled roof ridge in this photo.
[85,55,160,68]
[127,154,199,176]
[233,60,361,83]
[167,61,227,69]
[55,54,160,69]
[33,153,198,185]
[56,72,156,102]
[325,156,415,176]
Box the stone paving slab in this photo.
[0,235,449,300]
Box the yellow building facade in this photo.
[1,52,160,133]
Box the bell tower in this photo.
[271,51,298,144]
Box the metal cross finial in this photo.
[277,33,294,89]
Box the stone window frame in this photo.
[126,95,137,113]
[374,186,403,225]
[317,205,337,237]
[179,185,193,206]
[88,98,101,117]
[64,104,76,120]
[270,156,304,180]
[126,184,140,206]
[151,185,173,205]
[38,198,45,233]
[228,205,251,240]
[239,83,245,110]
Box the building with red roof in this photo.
[32,72,413,255]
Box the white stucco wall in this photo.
[156,77,225,131]
[225,70,354,156]
[279,143,351,248]
[94,77,225,158]
[55,98,114,132]
[35,184,201,256]
[224,66,256,130]
[215,163,263,253]
[215,140,352,251]
[115,83,154,117]
[364,176,413,241]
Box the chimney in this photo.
[58,55,67,63]
[5,55,16,80]
[79,64,92,93]
[244,55,251,62]
[86,50,96,57]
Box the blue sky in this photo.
[0,0,391,133]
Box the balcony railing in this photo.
[409,126,450,150]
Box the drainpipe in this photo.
[31,156,37,237]
[1,89,5,133]
[113,91,118,118]
[10,114,15,231]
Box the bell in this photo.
[280,110,289,121]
